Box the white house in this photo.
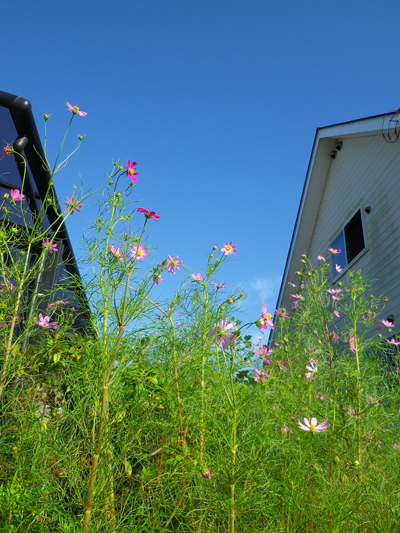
[275,110,400,329]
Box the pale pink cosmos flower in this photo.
[126,160,139,182]
[327,288,342,294]
[211,282,226,290]
[208,317,236,350]
[221,241,237,256]
[137,207,159,221]
[385,338,400,346]
[10,189,25,201]
[298,417,330,433]
[332,295,342,301]
[290,293,304,300]
[335,264,342,273]
[2,143,12,157]
[348,408,356,415]
[108,245,124,261]
[254,367,268,383]
[280,426,293,434]
[333,310,340,318]
[275,308,289,318]
[35,313,59,332]
[42,239,58,254]
[392,443,400,451]
[152,274,164,284]
[348,334,356,353]
[253,344,273,362]
[0,279,15,293]
[288,282,296,287]
[305,358,318,382]
[65,102,87,116]
[47,300,69,310]
[191,273,206,281]
[381,320,394,328]
[165,255,182,273]
[366,395,379,405]
[130,243,148,261]
[256,303,274,333]
[64,196,82,214]
[328,248,341,255]
[317,255,325,261]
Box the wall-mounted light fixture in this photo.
[364,206,372,214]
[387,314,395,324]
[330,150,337,159]
[335,140,343,151]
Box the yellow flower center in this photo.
[171,259,176,265]
[73,106,79,113]
[309,425,316,432]
[137,250,142,256]
[115,252,121,257]
[264,313,271,321]
[128,168,134,175]
[225,245,231,251]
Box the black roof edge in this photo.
[0,90,92,330]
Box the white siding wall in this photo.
[307,134,400,321]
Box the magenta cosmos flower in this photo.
[35,313,59,332]
[191,273,205,281]
[137,207,159,221]
[208,317,236,350]
[10,189,25,201]
[298,417,330,433]
[256,303,274,333]
[126,160,139,183]
[42,239,58,254]
[2,143,12,157]
[130,243,148,261]
[348,334,356,353]
[64,196,82,214]
[333,310,340,318]
[108,245,124,261]
[221,241,237,256]
[165,255,182,273]
[65,102,87,116]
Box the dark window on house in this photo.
[331,209,365,280]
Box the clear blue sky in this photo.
[3,0,400,334]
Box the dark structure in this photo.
[0,90,89,329]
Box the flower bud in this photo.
[109,180,113,185]
[212,245,217,250]
[12,446,18,453]
[43,113,50,120]
[118,165,123,171]
[78,135,84,141]
[227,298,234,305]
[210,253,213,258]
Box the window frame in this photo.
[330,207,367,281]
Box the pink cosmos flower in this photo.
[165,255,182,273]
[254,367,268,383]
[280,426,293,434]
[253,344,273,361]
[385,338,400,346]
[108,245,124,261]
[327,288,342,294]
[130,243,148,261]
[275,308,289,318]
[366,395,379,405]
[65,102,87,116]
[381,320,394,328]
[221,241,237,256]
[126,160,139,182]
[333,310,340,318]
[348,334,356,353]
[47,300,69,310]
[256,303,274,333]
[42,239,58,254]
[290,293,304,300]
[0,279,15,293]
[317,255,325,261]
[64,196,82,214]
[348,408,356,415]
[211,282,226,290]
[332,295,342,301]
[10,189,25,201]
[35,313,59,332]
[335,264,342,273]
[152,274,164,284]
[137,207,159,221]
[288,282,296,287]
[298,417,330,433]
[208,317,236,350]
[392,443,400,451]
[377,325,382,330]
[330,331,339,342]
[191,273,205,281]
[328,248,341,255]
[2,143,12,157]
